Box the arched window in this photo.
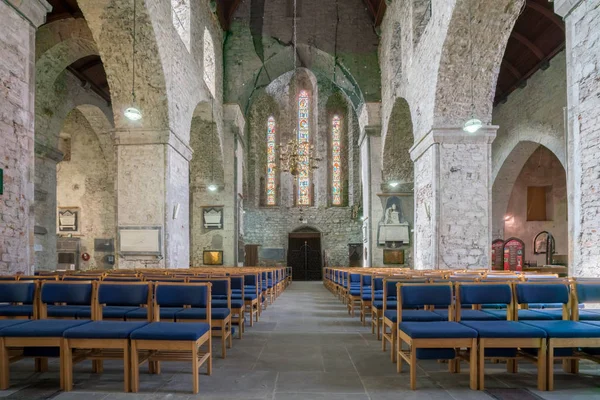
[266,116,277,206]
[297,90,311,206]
[331,115,342,206]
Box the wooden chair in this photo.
[129,282,212,394]
[456,282,548,391]
[396,282,478,390]
[0,281,39,320]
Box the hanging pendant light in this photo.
[125,0,142,121]
[463,0,481,134]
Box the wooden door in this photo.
[244,244,260,266]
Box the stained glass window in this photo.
[266,116,277,206]
[332,115,342,205]
[297,90,311,206]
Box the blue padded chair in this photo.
[0,319,90,390]
[97,282,152,321]
[456,282,548,391]
[382,279,444,363]
[572,280,600,321]
[347,273,362,317]
[102,276,142,282]
[40,281,94,319]
[517,282,600,390]
[513,282,570,321]
[370,276,386,339]
[129,282,212,394]
[228,276,245,339]
[62,320,149,392]
[244,273,260,326]
[396,282,478,390]
[0,281,38,319]
[359,274,372,326]
[185,278,232,358]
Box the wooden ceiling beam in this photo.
[526,2,565,32]
[502,59,522,79]
[362,0,377,24]
[374,0,387,26]
[511,31,544,60]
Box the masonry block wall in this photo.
[0,1,49,274]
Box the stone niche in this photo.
[377,193,414,266]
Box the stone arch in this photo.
[433,0,524,127]
[247,91,280,207]
[382,97,414,188]
[76,0,171,131]
[290,225,321,234]
[237,45,365,115]
[492,140,564,240]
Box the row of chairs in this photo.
[324,268,600,391]
[0,280,213,393]
[0,269,291,394]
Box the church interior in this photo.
[0,0,599,398]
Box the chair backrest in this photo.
[456,282,513,320]
[97,282,152,320]
[145,277,186,282]
[0,281,37,304]
[154,282,211,308]
[41,281,94,305]
[0,276,17,281]
[361,274,371,286]
[514,282,570,320]
[102,276,142,282]
[349,274,360,284]
[230,276,244,291]
[572,281,600,320]
[373,277,384,291]
[397,283,453,320]
[62,275,102,281]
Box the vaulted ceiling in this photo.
[42,0,564,108]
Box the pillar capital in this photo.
[553,0,584,18]
[410,126,498,162]
[5,0,52,27]
[114,129,193,161]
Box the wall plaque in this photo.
[491,239,504,270]
[383,249,405,265]
[203,250,223,265]
[119,226,162,256]
[58,207,80,234]
[503,237,524,271]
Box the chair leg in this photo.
[130,341,139,393]
[391,329,397,363]
[396,338,402,374]
[191,342,199,395]
[478,340,485,390]
[0,339,9,390]
[35,358,48,372]
[62,340,72,391]
[547,343,555,391]
[207,336,213,376]
[228,320,233,348]
[382,324,387,352]
[410,346,417,390]
[537,339,547,391]
[469,339,477,391]
[123,341,131,393]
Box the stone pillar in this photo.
[0,0,51,274]
[554,0,600,277]
[114,130,192,269]
[410,127,497,270]
[224,104,246,267]
[33,142,63,270]
[360,125,383,267]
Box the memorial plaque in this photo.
[491,239,504,270]
[383,249,404,265]
[503,238,524,271]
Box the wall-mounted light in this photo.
[124,107,142,121]
[389,181,400,188]
[207,184,218,192]
[125,0,142,121]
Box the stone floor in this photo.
[1,281,599,399]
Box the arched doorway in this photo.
[288,227,322,281]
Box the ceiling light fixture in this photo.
[125,0,141,121]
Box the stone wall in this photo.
[56,109,115,270]
[491,51,566,240]
[244,207,361,267]
[504,146,568,265]
[0,1,50,274]
[557,0,600,277]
